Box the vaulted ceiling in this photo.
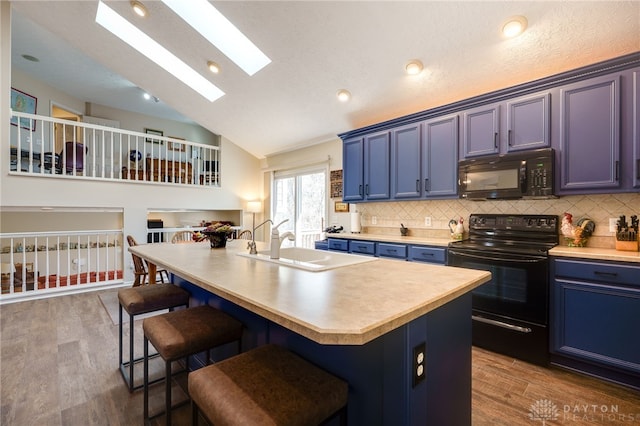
[10,1,640,158]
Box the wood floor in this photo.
[1,289,638,425]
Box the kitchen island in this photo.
[130,240,490,425]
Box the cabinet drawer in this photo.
[554,258,640,288]
[327,238,348,252]
[408,246,446,264]
[377,243,407,259]
[349,240,376,256]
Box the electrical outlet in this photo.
[609,218,618,233]
[372,216,377,225]
[424,216,432,227]
[412,342,426,387]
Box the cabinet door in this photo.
[506,93,551,152]
[552,279,640,374]
[364,132,390,200]
[343,137,364,201]
[634,70,640,188]
[391,123,421,199]
[558,74,621,191]
[423,114,459,197]
[462,104,500,158]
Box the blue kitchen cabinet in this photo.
[550,258,640,389]
[364,132,391,200]
[408,245,447,264]
[422,114,459,197]
[462,103,500,158]
[634,69,640,188]
[462,92,551,158]
[557,73,621,192]
[342,132,390,202]
[391,123,422,199]
[342,137,365,202]
[327,238,348,252]
[348,240,376,256]
[391,115,458,200]
[377,242,407,260]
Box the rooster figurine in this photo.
[561,212,595,247]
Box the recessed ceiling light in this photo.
[502,16,528,38]
[130,1,148,17]
[161,0,271,76]
[207,61,220,74]
[96,1,224,102]
[21,54,39,62]
[337,89,351,102]
[405,60,424,75]
[143,92,151,100]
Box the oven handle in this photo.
[448,249,546,263]
[472,315,533,333]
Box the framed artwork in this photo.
[334,202,349,213]
[330,169,343,198]
[145,128,163,144]
[10,87,37,131]
[168,137,186,152]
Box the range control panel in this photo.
[469,214,558,233]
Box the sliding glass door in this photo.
[272,167,327,249]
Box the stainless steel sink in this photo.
[237,247,378,271]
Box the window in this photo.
[272,166,327,249]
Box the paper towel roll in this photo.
[350,212,361,233]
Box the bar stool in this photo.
[118,284,190,392]
[189,344,349,425]
[143,305,243,426]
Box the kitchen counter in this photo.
[550,246,640,263]
[327,232,452,247]
[130,240,491,425]
[129,240,489,345]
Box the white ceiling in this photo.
[9,1,640,159]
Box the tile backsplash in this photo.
[357,193,640,249]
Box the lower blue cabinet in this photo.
[551,257,640,388]
[349,240,376,256]
[408,246,446,264]
[327,238,348,251]
[377,243,407,260]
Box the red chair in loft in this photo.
[61,141,87,174]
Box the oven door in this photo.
[447,248,548,325]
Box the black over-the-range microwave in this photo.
[458,148,555,200]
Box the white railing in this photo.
[146,226,243,244]
[9,110,220,186]
[0,229,124,300]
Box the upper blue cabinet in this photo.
[390,115,459,200]
[339,53,640,201]
[343,131,390,202]
[462,91,551,158]
[557,74,621,192]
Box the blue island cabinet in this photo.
[550,257,640,389]
[175,278,474,426]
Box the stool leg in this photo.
[165,360,172,426]
[191,400,198,426]
[144,335,149,424]
[129,312,135,392]
[118,304,123,374]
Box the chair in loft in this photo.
[60,141,87,174]
[126,235,169,286]
[39,152,61,174]
[171,230,195,244]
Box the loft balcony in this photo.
[8,110,220,187]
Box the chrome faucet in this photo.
[270,219,295,259]
[248,219,273,255]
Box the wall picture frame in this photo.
[334,202,349,213]
[168,137,186,151]
[145,128,164,144]
[10,87,37,131]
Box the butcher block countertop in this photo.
[130,240,490,345]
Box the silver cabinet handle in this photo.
[472,315,532,333]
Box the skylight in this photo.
[161,0,271,76]
[95,1,224,102]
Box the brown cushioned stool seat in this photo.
[118,283,190,392]
[189,344,348,426]
[143,305,243,426]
